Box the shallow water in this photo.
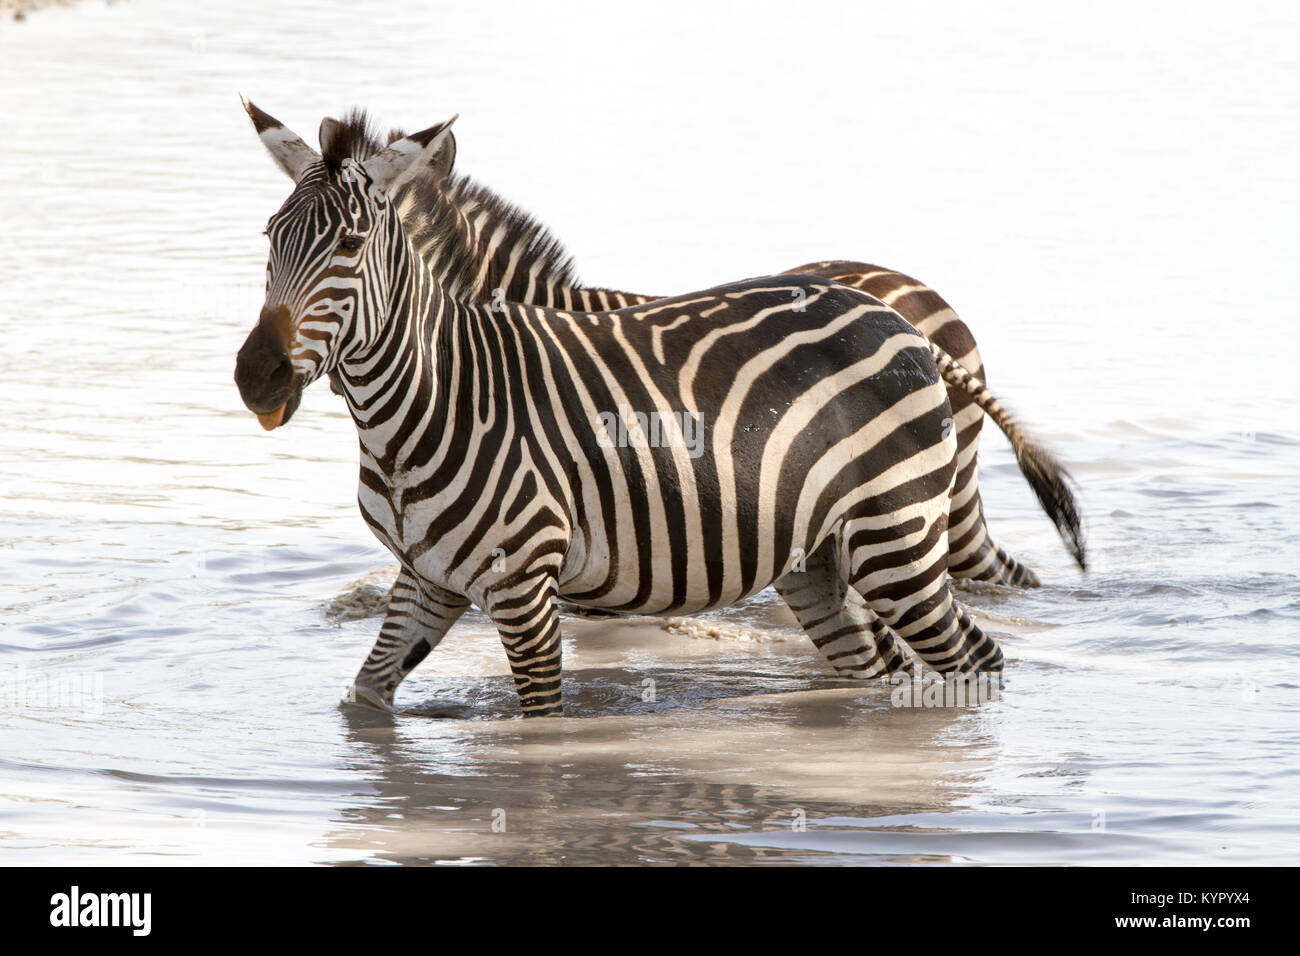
[1,0,1298,864]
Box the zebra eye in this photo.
[339,234,364,253]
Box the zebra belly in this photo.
[554,546,793,617]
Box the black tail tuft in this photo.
[1013,442,1087,571]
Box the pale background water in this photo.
[1,0,1297,864]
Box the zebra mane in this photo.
[319,107,579,301]
[435,174,580,301]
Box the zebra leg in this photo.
[911,307,1039,588]
[948,493,1042,587]
[857,574,1002,673]
[348,568,469,711]
[773,542,917,678]
[945,425,1041,588]
[844,522,1003,673]
[484,571,565,717]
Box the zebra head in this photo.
[233,98,456,429]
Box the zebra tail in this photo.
[929,342,1088,571]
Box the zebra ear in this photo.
[425,125,456,181]
[318,116,346,157]
[361,115,458,193]
[240,95,320,182]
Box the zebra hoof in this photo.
[344,683,395,713]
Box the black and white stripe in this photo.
[235,103,1081,715]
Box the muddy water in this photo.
[1,0,1298,864]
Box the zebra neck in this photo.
[397,178,484,302]
[338,245,457,473]
[434,196,490,301]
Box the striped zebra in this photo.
[234,102,1082,716]
[254,109,1085,682]
[311,111,1083,591]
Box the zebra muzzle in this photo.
[235,306,301,428]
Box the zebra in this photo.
[286,110,1082,592]
[239,107,1086,683]
[234,101,1082,716]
